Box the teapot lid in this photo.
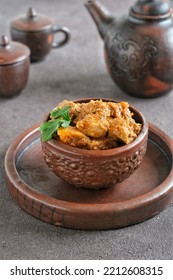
[130,0,172,20]
[11,8,53,32]
[0,35,30,65]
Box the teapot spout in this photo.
[85,0,114,39]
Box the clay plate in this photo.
[4,123,173,230]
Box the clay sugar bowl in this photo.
[0,35,30,98]
[40,98,148,189]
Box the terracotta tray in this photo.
[4,124,173,230]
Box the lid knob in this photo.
[130,0,172,20]
[27,7,38,19]
[0,35,9,47]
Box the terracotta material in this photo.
[0,35,30,98]
[41,98,148,189]
[4,123,173,230]
[10,8,71,62]
[85,0,173,98]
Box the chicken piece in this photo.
[75,100,111,138]
[74,100,111,123]
[82,99,111,116]
[108,117,142,144]
[58,126,90,149]
[76,112,109,138]
[107,101,131,118]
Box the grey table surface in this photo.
[0,0,173,260]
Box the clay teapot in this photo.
[85,0,173,98]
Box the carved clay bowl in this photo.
[41,98,148,189]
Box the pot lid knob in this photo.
[0,35,9,47]
[0,35,30,65]
[130,0,172,20]
[27,7,38,19]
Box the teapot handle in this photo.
[52,26,71,48]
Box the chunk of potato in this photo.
[58,126,90,149]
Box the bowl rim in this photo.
[41,98,148,157]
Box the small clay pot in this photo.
[41,98,148,190]
[0,35,30,98]
[10,8,71,62]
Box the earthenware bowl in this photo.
[41,98,148,189]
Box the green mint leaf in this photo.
[61,120,71,128]
[40,119,62,141]
[51,106,71,121]
[39,105,71,141]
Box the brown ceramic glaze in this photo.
[0,35,30,98]
[85,0,173,98]
[4,123,173,230]
[10,8,71,62]
[41,98,148,189]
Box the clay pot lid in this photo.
[0,35,30,66]
[130,0,172,20]
[11,7,53,32]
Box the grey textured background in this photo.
[0,0,173,260]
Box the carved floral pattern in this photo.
[42,142,147,189]
[106,31,158,81]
